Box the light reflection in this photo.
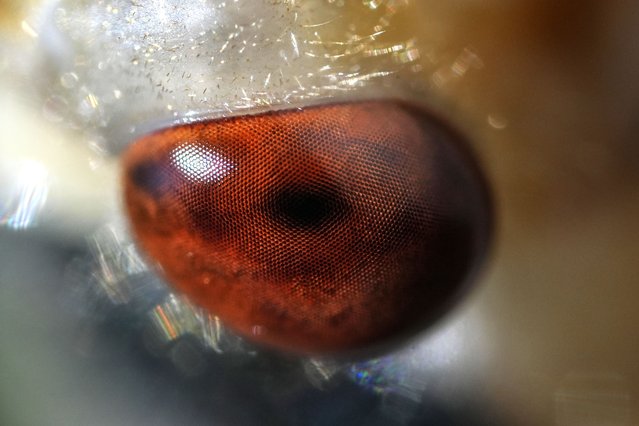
[171,143,235,183]
[20,20,38,38]
[146,293,244,354]
[89,225,149,304]
[0,159,49,230]
[431,46,483,88]
[487,114,508,130]
[345,313,486,399]
[349,356,408,396]
[148,294,205,343]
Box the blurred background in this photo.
[1,0,639,425]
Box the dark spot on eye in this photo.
[267,184,350,231]
[130,160,172,198]
[187,199,226,242]
[354,140,409,170]
[258,301,289,321]
[328,307,353,328]
[354,209,420,257]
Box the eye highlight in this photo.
[122,101,491,354]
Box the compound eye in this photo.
[122,101,492,354]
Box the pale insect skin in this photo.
[1,1,639,426]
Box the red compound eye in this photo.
[122,101,491,354]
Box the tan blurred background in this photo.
[1,1,639,425]
[407,2,639,424]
